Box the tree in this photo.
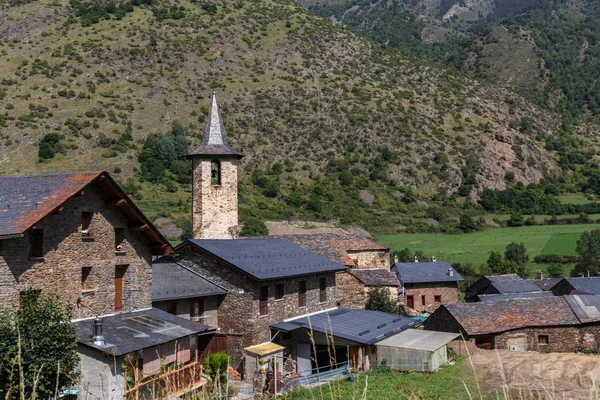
[240,217,268,236]
[0,288,79,398]
[487,251,523,276]
[365,286,400,315]
[458,214,476,233]
[504,242,528,267]
[391,248,413,264]
[575,229,600,276]
[508,213,524,227]
[546,263,564,278]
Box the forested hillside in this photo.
[0,0,595,234]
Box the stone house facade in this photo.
[0,171,172,319]
[174,239,346,371]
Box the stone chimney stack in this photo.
[187,91,243,239]
[448,268,453,277]
[431,256,436,262]
[394,255,398,264]
[414,256,418,263]
[536,270,543,280]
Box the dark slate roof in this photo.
[76,308,213,356]
[351,269,399,287]
[486,274,523,283]
[442,297,580,335]
[183,238,348,280]
[152,260,227,301]
[566,277,600,295]
[271,308,419,345]
[490,280,542,294]
[0,171,173,254]
[530,278,563,291]
[565,295,600,323]
[0,171,102,237]
[391,262,463,284]
[275,234,388,267]
[477,291,555,302]
[187,91,242,159]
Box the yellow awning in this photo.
[244,342,285,357]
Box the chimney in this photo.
[579,272,585,278]
[414,256,418,263]
[92,317,105,346]
[588,270,591,278]
[448,268,454,277]
[535,270,543,280]
[431,256,436,262]
[394,255,398,264]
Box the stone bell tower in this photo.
[188,91,243,239]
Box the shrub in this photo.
[240,217,268,236]
[203,351,230,386]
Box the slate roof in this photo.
[566,277,600,295]
[76,308,213,356]
[391,262,463,284]
[490,280,542,294]
[275,234,388,267]
[565,295,600,323]
[530,278,563,291]
[486,274,523,283]
[187,91,243,159]
[182,238,348,280]
[0,171,172,254]
[442,297,580,335]
[152,260,227,301]
[351,269,399,287]
[477,291,555,302]
[271,308,419,345]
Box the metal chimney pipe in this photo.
[394,255,398,264]
[92,317,105,346]
[448,268,453,277]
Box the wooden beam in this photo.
[106,198,127,207]
[128,224,149,231]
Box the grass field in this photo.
[284,356,476,400]
[484,213,600,221]
[557,194,596,205]
[377,224,600,267]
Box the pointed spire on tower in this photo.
[187,90,243,159]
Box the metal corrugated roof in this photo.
[565,294,600,323]
[376,329,459,351]
[183,238,347,280]
[271,308,418,345]
[244,342,285,357]
[392,262,463,284]
[152,260,227,301]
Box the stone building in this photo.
[188,90,243,240]
[551,277,600,296]
[464,273,542,302]
[174,238,347,371]
[0,171,216,399]
[391,261,463,314]
[424,295,600,352]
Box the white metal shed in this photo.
[375,329,459,372]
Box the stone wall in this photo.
[347,249,389,269]
[0,184,153,319]
[403,282,459,313]
[492,326,582,352]
[177,248,338,371]
[335,271,367,309]
[153,295,221,327]
[423,306,466,336]
[192,157,239,239]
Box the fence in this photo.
[124,359,206,399]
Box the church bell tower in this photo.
[188,91,243,239]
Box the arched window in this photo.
[211,160,221,185]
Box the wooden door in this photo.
[115,265,126,311]
[406,295,414,309]
[197,333,228,361]
[349,347,359,369]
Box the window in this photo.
[275,284,284,300]
[319,278,327,303]
[29,229,43,258]
[298,281,306,307]
[421,295,426,306]
[211,160,221,185]
[434,295,441,303]
[538,335,549,345]
[82,267,92,291]
[259,286,269,316]
[115,228,125,251]
[190,298,204,321]
[82,212,93,231]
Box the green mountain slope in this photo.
[0,0,586,232]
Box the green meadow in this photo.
[377,224,600,267]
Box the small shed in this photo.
[375,329,459,372]
[244,342,285,381]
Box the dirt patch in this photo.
[265,221,369,236]
[451,341,600,399]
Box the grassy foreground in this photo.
[283,356,477,400]
[377,223,600,267]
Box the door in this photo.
[406,295,414,309]
[297,343,312,375]
[349,347,359,369]
[115,265,126,311]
